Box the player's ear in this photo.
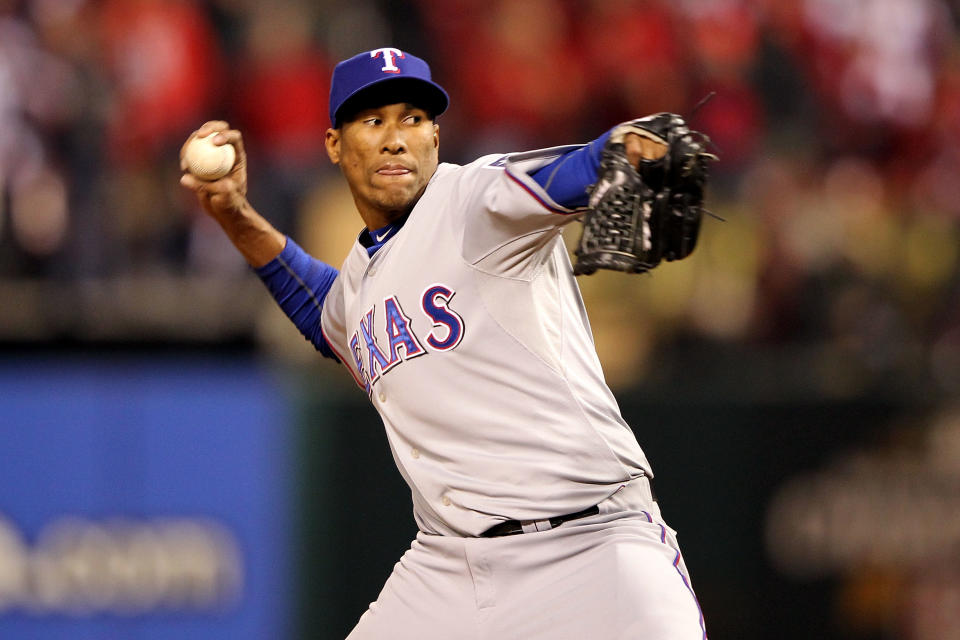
[433,122,439,149]
[325,128,341,164]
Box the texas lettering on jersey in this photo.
[350,284,464,395]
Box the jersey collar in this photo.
[358,213,409,257]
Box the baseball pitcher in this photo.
[180,47,712,640]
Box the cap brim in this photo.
[334,77,449,128]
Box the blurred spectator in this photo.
[98,0,224,162]
[579,0,689,125]
[681,0,765,172]
[799,0,950,158]
[441,0,589,156]
[89,0,227,273]
[0,5,77,272]
[235,3,329,166]
[230,1,332,243]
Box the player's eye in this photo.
[363,117,382,126]
[403,114,423,125]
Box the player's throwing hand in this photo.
[179,121,249,223]
[178,121,285,268]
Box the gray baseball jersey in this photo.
[319,145,653,537]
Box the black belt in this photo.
[480,477,657,538]
[481,505,600,537]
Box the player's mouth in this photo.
[376,163,413,176]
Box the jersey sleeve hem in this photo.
[502,145,590,216]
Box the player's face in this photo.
[326,102,439,227]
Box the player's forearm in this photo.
[255,238,340,359]
[211,200,286,268]
[530,130,612,209]
[179,122,284,267]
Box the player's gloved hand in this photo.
[624,133,668,166]
[573,113,716,275]
[179,121,250,224]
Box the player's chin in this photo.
[372,188,418,213]
[373,181,421,206]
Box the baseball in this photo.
[184,132,236,181]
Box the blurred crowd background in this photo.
[2,0,960,390]
[2,0,960,639]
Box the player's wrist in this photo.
[209,195,253,226]
[236,225,285,268]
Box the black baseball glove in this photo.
[573,113,716,275]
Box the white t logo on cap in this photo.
[371,47,404,74]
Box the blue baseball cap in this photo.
[329,48,449,128]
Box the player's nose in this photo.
[380,122,406,154]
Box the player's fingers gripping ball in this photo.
[574,113,717,275]
[183,131,237,181]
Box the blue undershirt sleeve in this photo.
[254,237,340,361]
[530,129,613,209]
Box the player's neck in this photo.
[360,208,410,231]
[354,188,427,231]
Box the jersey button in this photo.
[378,391,386,403]
[442,496,452,507]
[368,267,377,276]
[411,448,420,459]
